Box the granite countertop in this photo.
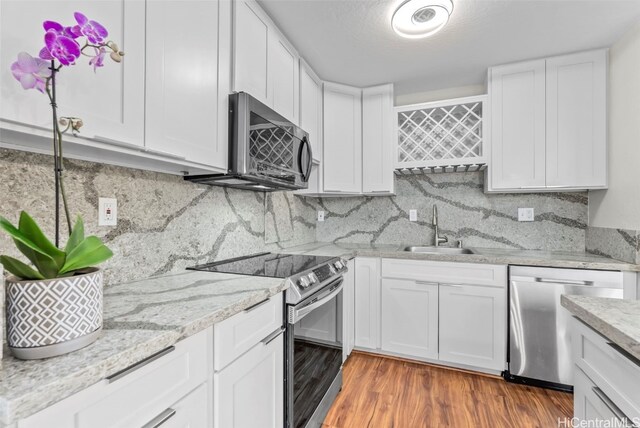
[282,242,640,272]
[0,271,287,425]
[562,295,640,361]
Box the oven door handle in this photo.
[289,280,343,324]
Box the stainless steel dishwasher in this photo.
[507,266,623,391]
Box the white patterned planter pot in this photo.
[6,268,103,360]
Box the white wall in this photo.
[394,84,486,106]
[589,21,640,230]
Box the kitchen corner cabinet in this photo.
[145,0,229,169]
[233,0,299,123]
[362,84,395,195]
[354,257,381,350]
[438,283,506,371]
[0,0,145,147]
[323,82,363,194]
[381,278,438,360]
[487,49,608,192]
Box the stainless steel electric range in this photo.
[189,252,348,428]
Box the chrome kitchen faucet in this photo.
[432,205,448,247]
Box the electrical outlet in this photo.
[99,197,118,226]
[518,208,534,222]
[317,211,325,222]
[409,209,417,222]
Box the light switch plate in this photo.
[317,211,325,222]
[99,197,118,226]
[518,208,534,222]
[409,209,417,222]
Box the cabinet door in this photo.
[343,259,356,362]
[354,257,380,350]
[0,0,145,146]
[490,60,546,190]
[233,0,270,105]
[269,34,299,123]
[362,84,394,194]
[299,61,322,163]
[214,333,284,428]
[546,50,607,189]
[380,279,438,360]
[145,0,226,168]
[439,284,506,371]
[323,82,362,193]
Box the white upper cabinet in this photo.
[270,35,299,124]
[299,61,322,163]
[323,82,362,194]
[489,59,546,191]
[145,0,228,168]
[487,49,608,192]
[233,0,270,105]
[0,0,145,147]
[233,0,299,123]
[362,84,395,194]
[546,50,607,189]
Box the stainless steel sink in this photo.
[403,246,474,255]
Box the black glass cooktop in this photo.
[188,253,335,278]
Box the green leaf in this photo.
[65,216,85,254]
[59,236,113,275]
[0,215,59,277]
[0,256,45,280]
[18,211,65,268]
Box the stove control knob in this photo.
[334,261,344,270]
[298,276,310,288]
[308,273,318,284]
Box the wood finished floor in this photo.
[323,352,573,428]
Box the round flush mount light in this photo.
[392,0,453,39]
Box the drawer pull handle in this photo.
[262,327,285,346]
[591,387,632,425]
[142,408,177,428]
[244,298,270,312]
[106,346,175,383]
[607,342,640,369]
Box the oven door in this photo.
[287,278,343,428]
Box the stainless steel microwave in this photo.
[184,92,312,191]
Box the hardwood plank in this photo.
[324,352,573,428]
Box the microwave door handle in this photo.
[297,138,307,181]
[304,138,313,181]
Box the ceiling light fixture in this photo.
[392,0,453,39]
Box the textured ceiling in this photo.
[258,0,640,95]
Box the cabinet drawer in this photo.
[573,318,640,420]
[574,367,630,425]
[142,382,209,428]
[214,293,283,370]
[20,329,210,428]
[381,259,506,288]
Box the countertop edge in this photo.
[561,295,640,362]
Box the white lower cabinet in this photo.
[355,257,507,373]
[343,259,356,362]
[213,334,284,428]
[574,367,623,425]
[354,257,381,350]
[438,283,506,371]
[155,383,210,428]
[19,328,212,428]
[381,278,438,360]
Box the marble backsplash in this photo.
[586,226,640,264]
[304,173,589,252]
[0,149,316,286]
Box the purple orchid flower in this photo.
[42,20,82,39]
[10,52,50,92]
[88,47,106,72]
[40,30,81,66]
[74,12,108,44]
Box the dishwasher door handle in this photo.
[534,278,594,286]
